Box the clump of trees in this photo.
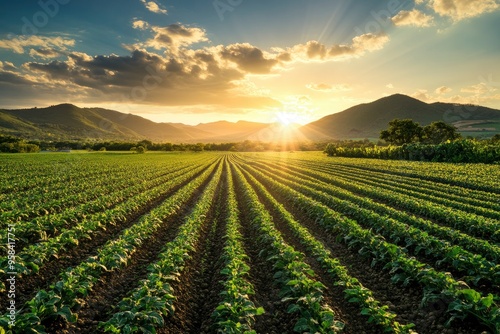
[325,118,500,164]
[380,119,461,145]
[0,135,40,153]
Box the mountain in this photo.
[1,94,499,142]
[0,104,211,142]
[300,94,500,140]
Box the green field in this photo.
[1,152,499,334]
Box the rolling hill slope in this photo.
[300,94,500,139]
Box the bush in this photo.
[325,139,500,164]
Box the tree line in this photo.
[325,119,500,164]
[0,135,327,153]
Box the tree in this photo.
[137,140,152,149]
[423,121,461,144]
[191,143,204,152]
[491,134,500,144]
[136,145,147,154]
[380,119,423,145]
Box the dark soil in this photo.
[158,166,227,334]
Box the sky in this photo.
[0,0,499,125]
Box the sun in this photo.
[275,111,299,127]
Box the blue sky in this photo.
[0,0,499,124]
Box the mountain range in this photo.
[1,94,499,142]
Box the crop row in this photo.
[1,163,197,248]
[303,160,500,221]
[100,162,223,333]
[232,163,345,333]
[210,160,263,333]
[234,159,417,333]
[0,157,217,278]
[236,157,499,333]
[0,159,221,333]
[269,157,500,243]
[316,162,500,212]
[240,158,500,287]
[247,158,500,264]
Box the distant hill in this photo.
[169,121,269,142]
[300,94,500,139]
[1,94,500,142]
[0,104,217,142]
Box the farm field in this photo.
[1,151,499,334]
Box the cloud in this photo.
[306,83,351,92]
[392,9,434,27]
[435,86,452,94]
[0,71,36,85]
[0,61,17,72]
[0,35,74,54]
[386,83,394,89]
[29,48,62,59]
[0,26,391,112]
[412,83,500,106]
[291,33,389,62]
[140,0,167,14]
[22,47,280,109]
[424,0,499,21]
[412,89,432,101]
[137,24,208,54]
[132,19,150,30]
[220,43,278,74]
[461,82,497,94]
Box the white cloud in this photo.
[138,24,208,54]
[140,0,167,14]
[0,35,74,54]
[461,82,497,94]
[392,9,434,27]
[132,19,150,30]
[435,86,452,94]
[424,0,499,21]
[306,83,351,92]
[412,83,499,106]
[412,89,432,101]
[29,48,62,59]
[291,33,389,62]
[0,27,392,111]
[386,83,394,89]
[0,61,17,71]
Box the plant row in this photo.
[0,159,216,278]
[210,161,264,333]
[236,159,499,333]
[1,163,198,248]
[244,157,500,264]
[232,164,344,333]
[310,161,500,221]
[273,158,500,243]
[0,160,221,333]
[235,161,416,333]
[243,160,500,289]
[313,161,500,212]
[100,163,223,333]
